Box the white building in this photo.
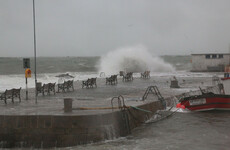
[191,53,230,72]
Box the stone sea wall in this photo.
[0,101,163,148]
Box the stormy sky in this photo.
[0,0,230,57]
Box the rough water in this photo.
[1,51,229,150]
[74,111,230,150]
[0,54,191,91]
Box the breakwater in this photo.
[0,100,163,148]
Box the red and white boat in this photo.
[176,92,230,111]
[176,66,230,111]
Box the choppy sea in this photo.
[74,111,230,150]
[0,55,192,91]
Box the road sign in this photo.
[23,58,30,68]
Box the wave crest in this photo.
[99,45,175,74]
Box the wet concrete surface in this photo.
[0,75,214,116]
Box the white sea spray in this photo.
[99,45,175,75]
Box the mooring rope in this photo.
[145,106,179,124]
[126,97,177,125]
[73,96,183,125]
[145,96,190,124]
[72,106,130,110]
[130,106,153,113]
[73,105,152,112]
[125,104,175,125]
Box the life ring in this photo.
[25,68,32,78]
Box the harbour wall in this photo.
[0,100,164,148]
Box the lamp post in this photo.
[32,0,37,103]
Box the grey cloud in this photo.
[0,0,230,57]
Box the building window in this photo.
[212,54,217,59]
[205,55,211,59]
[218,54,223,58]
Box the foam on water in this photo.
[0,70,218,91]
[0,72,98,91]
[169,107,190,113]
[0,51,221,91]
[99,45,175,75]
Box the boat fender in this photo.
[176,103,181,108]
[176,103,185,109]
[180,105,185,109]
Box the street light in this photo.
[32,0,37,103]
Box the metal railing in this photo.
[142,86,163,101]
[111,95,126,111]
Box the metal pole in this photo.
[26,77,28,100]
[33,0,37,103]
[229,44,230,66]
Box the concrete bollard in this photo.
[64,98,73,113]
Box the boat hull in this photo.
[179,95,230,111]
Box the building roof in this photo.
[191,53,230,56]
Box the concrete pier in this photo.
[0,76,215,148]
